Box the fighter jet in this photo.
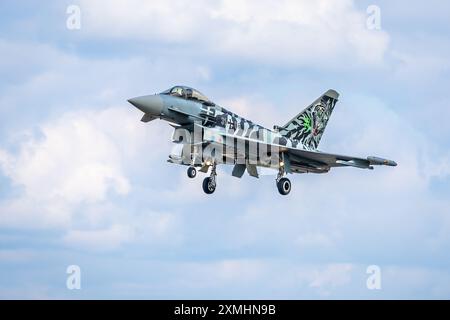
[128,86,396,195]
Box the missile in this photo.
[336,159,373,170]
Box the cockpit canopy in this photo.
[161,86,213,105]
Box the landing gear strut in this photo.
[202,162,217,194]
[276,167,291,195]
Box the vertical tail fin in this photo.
[279,89,339,150]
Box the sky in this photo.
[0,0,450,299]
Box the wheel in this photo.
[277,177,291,195]
[202,177,216,194]
[187,167,197,179]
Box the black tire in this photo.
[187,167,197,179]
[202,177,216,194]
[277,177,291,195]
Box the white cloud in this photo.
[382,265,450,298]
[79,0,389,67]
[218,96,284,128]
[0,103,183,251]
[63,225,134,251]
[0,108,131,227]
[391,48,450,83]
[296,232,334,248]
[0,249,37,263]
[0,106,172,230]
[110,260,362,298]
[60,205,181,251]
[309,264,353,295]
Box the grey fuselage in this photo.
[128,92,301,151]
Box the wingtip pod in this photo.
[367,156,397,167]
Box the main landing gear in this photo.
[188,162,290,195]
[202,162,217,194]
[276,167,291,196]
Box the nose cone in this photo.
[128,95,163,116]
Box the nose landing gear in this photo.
[187,167,197,179]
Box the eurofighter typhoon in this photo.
[128,86,397,195]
